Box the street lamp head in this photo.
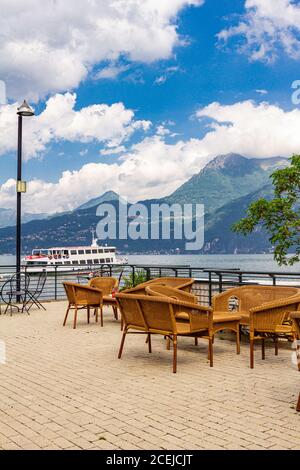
[17,100,34,117]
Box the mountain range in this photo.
[0,153,288,254]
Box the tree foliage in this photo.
[232,155,300,266]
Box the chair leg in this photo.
[195,337,198,346]
[95,308,98,323]
[113,306,118,320]
[236,325,240,355]
[166,336,171,351]
[73,307,78,329]
[87,306,90,324]
[274,336,279,356]
[148,334,152,353]
[118,328,127,359]
[261,337,265,360]
[121,317,124,331]
[297,393,300,412]
[173,335,177,373]
[208,337,213,367]
[250,338,254,369]
[100,307,103,327]
[63,304,70,326]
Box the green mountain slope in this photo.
[165,153,287,214]
[203,185,274,254]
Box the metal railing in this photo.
[0,264,299,306]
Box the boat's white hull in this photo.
[22,259,127,274]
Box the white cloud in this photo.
[2,99,300,214]
[0,0,203,101]
[94,64,130,80]
[196,100,300,157]
[154,75,168,85]
[218,0,300,62]
[154,65,181,85]
[0,93,151,160]
[256,89,268,95]
[100,146,126,155]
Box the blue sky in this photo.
[0,0,300,213]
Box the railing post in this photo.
[238,273,242,286]
[219,274,223,293]
[132,266,135,285]
[54,266,58,300]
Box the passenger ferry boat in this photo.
[22,234,127,273]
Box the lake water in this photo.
[1,253,300,273]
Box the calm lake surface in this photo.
[1,253,300,273]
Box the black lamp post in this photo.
[16,100,34,298]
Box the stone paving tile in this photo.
[0,301,299,450]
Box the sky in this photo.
[0,0,300,214]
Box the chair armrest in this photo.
[250,296,300,313]
[169,298,213,332]
[248,300,300,331]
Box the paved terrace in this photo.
[0,301,299,451]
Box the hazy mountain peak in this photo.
[205,153,247,170]
[76,190,123,211]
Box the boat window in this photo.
[72,261,79,265]
[64,261,71,265]
[85,249,91,254]
[70,250,77,255]
[87,259,93,264]
[111,248,116,253]
[80,260,86,265]
[93,259,99,264]
[98,249,103,254]
[100,259,105,263]
[78,250,84,255]
[92,249,97,254]
[105,258,111,263]
[104,248,110,253]
[63,250,69,255]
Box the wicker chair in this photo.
[146,285,241,354]
[63,282,103,329]
[88,277,119,325]
[123,277,194,295]
[290,312,300,412]
[213,285,300,368]
[116,292,217,373]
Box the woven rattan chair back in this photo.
[213,285,300,312]
[63,282,76,305]
[137,295,177,333]
[115,293,146,329]
[63,282,102,306]
[146,285,197,304]
[88,277,118,295]
[123,277,194,295]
